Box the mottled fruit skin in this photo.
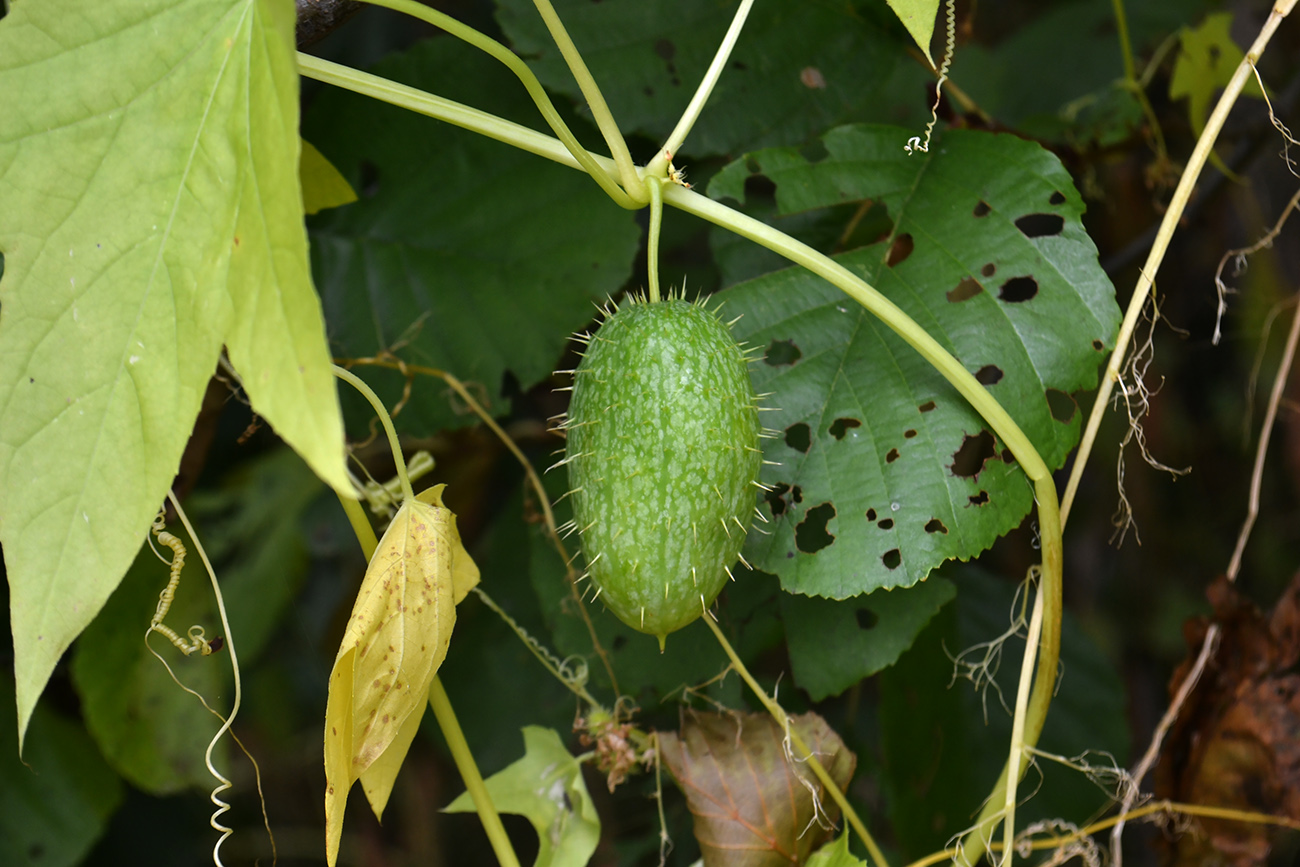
[564,298,761,645]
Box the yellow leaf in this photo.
[360,699,426,819]
[417,483,481,603]
[300,138,358,216]
[323,485,478,866]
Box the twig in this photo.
[1213,186,1300,346]
[1111,233,1300,867]
[1227,292,1300,581]
[1108,624,1220,867]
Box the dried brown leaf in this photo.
[659,710,856,867]
[1156,572,1300,867]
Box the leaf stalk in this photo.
[528,0,646,201]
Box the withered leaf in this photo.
[1156,573,1300,867]
[324,484,479,866]
[659,710,856,867]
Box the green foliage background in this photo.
[4,0,1300,865]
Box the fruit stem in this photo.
[529,0,646,202]
[645,0,756,180]
[333,365,415,503]
[702,615,890,867]
[335,0,638,209]
[646,175,663,303]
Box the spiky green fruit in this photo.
[562,296,762,647]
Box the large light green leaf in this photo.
[0,0,349,746]
[304,37,640,436]
[495,0,909,158]
[0,677,124,867]
[444,726,599,867]
[712,126,1120,598]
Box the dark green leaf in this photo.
[0,677,124,867]
[952,0,1207,136]
[783,576,955,700]
[304,37,640,435]
[713,126,1119,597]
[495,0,915,158]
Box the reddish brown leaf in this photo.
[1155,573,1300,867]
[659,710,856,866]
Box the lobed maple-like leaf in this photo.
[445,726,601,867]
[659,710,856,866]
[0,0,350,748]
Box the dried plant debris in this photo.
[1155,574,1300,867]
[659,709,856,866]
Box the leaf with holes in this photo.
[659,709,855,866]
[711,125,1120,597]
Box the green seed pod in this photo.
[560,295,762,648]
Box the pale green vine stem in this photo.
[956,490,1062,867]
[644,0,756,180]
[1061,0,1298,526]
[344,0,638,209]
[338,492,380,556]
[529,0,645,201]
[646,174,663,302]
[166,490,241,867]
[702,615,890,867]
[332,365,414,502]
[331,367,520,867]
[1000,580,1045,867]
